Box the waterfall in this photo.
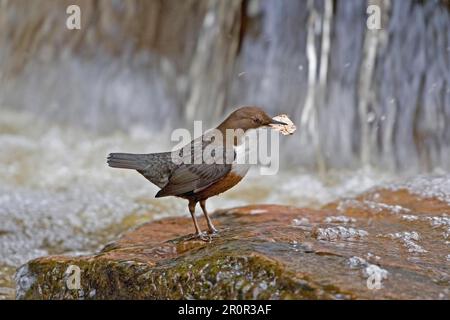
[0,0,449,172]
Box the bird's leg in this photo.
[200,200,218,234]
[188,200,202,237]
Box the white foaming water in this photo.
[324,216,356,224]
[0,110,185,268]
[402,215,419,222]
[378,231,427,254]
[337,199,411,215]
[315,226,368,241]
[347,256,389,286]
[388,175,450,205]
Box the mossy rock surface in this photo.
[16,189,450,299]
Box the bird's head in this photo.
[217,106,287,132]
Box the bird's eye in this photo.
[252,117,260,124]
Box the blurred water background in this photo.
[0,0,449,299]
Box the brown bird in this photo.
[107,106,287,239]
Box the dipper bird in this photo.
[107,106,287,239]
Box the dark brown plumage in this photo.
[107,106,286,239]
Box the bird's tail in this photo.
[107,153,150,170]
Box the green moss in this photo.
[18,248,343,299]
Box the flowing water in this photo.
[0,0,449,299]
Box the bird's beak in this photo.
[269,118,288,126]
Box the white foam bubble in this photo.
[324,215,356,224]
[315,226,368,241]
[380,231,427,254]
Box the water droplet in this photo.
[203,12,215,28]
[292,218,309,226]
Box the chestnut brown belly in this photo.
[191,172,244,201]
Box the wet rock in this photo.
[16,189,450,300]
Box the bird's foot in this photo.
[207,226,219,235]
[185,230,212,242]
[195,231,213,242]
[187,229,218,242]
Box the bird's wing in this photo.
[155,163,232,197]
[155,138,235,197]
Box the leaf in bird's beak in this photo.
[269,114,297,135]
